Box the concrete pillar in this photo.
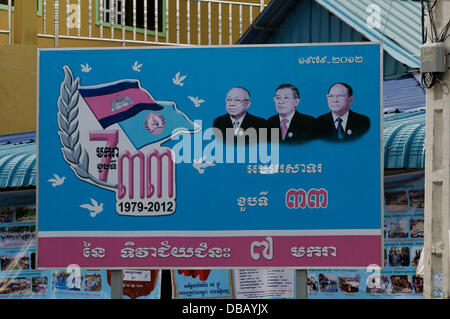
[13,0,37,45]
[424,1,450,299]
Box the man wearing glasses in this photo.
[267,84,316,144]
[316,82,370,141]
[213,87,266,143]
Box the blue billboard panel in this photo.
[38,43,382,268]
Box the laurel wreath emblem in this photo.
[57,66,116,189]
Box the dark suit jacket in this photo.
[316,110,370,141]
[213,112,267,143]
[267,111,317,144]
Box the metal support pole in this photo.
[110,270,123,299]
[54,0,59,47]
[295,270,308,299]
[8,0,12,44]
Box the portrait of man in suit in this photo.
[316,82,370,141]
[267,84,316,144]
[213,87,266,143]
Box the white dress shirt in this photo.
[230,113,246,135]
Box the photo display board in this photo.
[38,43,383,269]
[308,172,424,299]
[0,190,111,298]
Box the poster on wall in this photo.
[50,268,109,299]
[172,269,233,299]
[308,172,424,299]
[0,190,110,299]
[233,269,296,299]
[106,270,161,299]
[38,43,382,269]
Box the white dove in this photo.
[193,156,215,174]
[48,174,66,187]
[80,63,92,73]
[172,72,187,86]
[188,96,205,107]
[132,61,143,72]
[80,198,104,217]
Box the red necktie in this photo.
[281,118,288,140]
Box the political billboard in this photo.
[37,43,383,269]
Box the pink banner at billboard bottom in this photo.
[38,235,382,268]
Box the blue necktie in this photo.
[336,118,344,139]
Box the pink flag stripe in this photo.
[38,235,382,269]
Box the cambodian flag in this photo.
[78,80,163,128]
[118,101,201,149]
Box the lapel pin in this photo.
[347,129,352,135]
[288,132,293,138]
